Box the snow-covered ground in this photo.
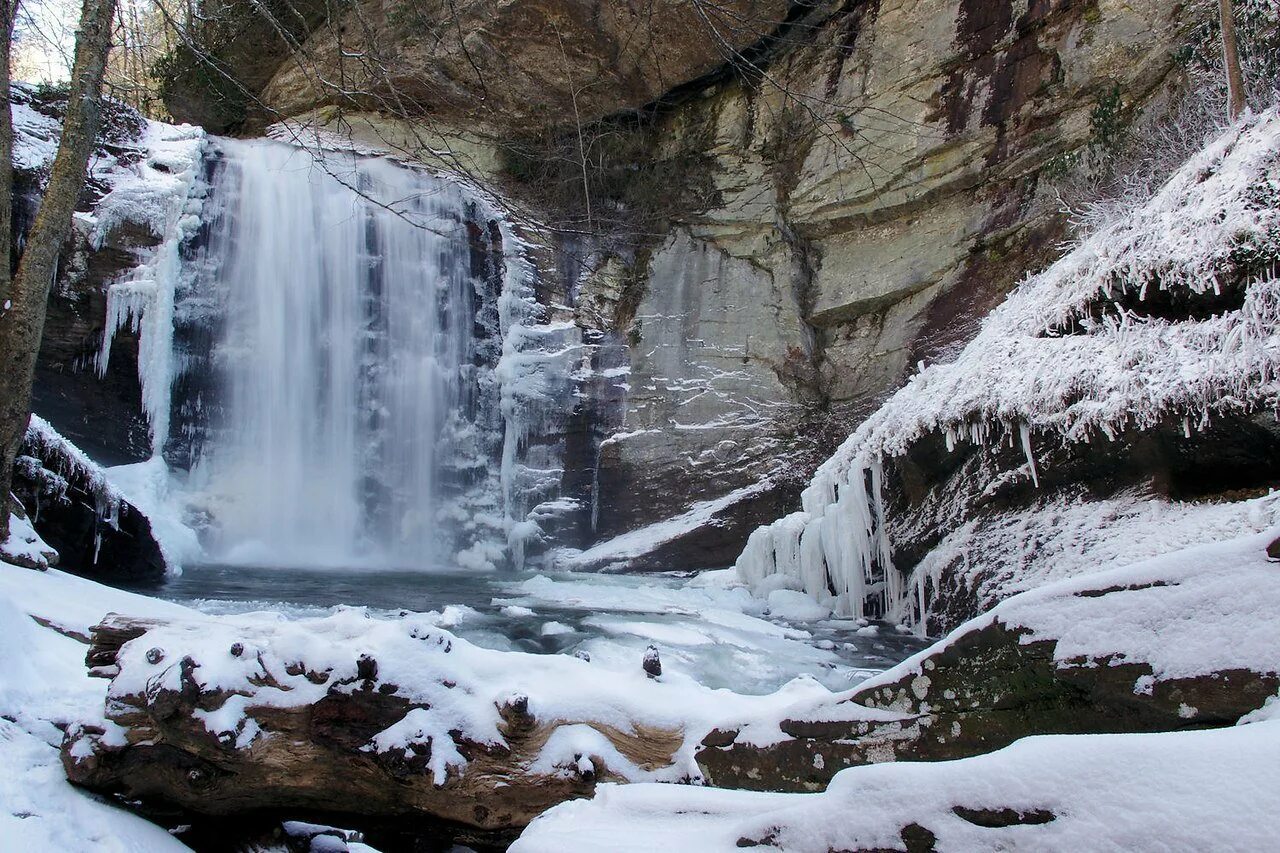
[0,554,193,852]
[0,537,910,849]
[907,487,1280,623]
[513,719,1280,852]
[515,529,1280,851]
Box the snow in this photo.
[24,414,128,514]
[904,488,1280,626]
[83,602,845,790]
[0,510,57,568]
[765,589,832,622]
[10,93,61,171]
[553,479,775,571]
[737,109,1280,622]
[0,561,195,852]
[854,528,1280,697]
[104,457,202,570]
[512,721,1280,852]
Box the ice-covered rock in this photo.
[738,110,1280,626]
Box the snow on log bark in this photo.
[61,611,690,834]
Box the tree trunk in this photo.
[65,614,686,840]
[0,0,118,545]
[0,0,19,308]
[1220,0,1247,121]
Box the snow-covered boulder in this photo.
[737,110,1280,631]
[11,416,166,581]
[702,530,1280,792]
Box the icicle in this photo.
[1019,423,1040,488]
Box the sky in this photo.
[13,0,79,83]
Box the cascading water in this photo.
[176,139,499,569]
[99,134,589,572]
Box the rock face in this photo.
[158,0,1203,570]
[17,85,155,466]
[262,0,792,135]
[881,411,1280,634]
[31,211,157,467]
[556,0,1198,568]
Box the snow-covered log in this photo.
[61,609,705,836]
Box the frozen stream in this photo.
[150,565,928,695]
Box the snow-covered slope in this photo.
[516,529,1280,852]
[513,718,1280,853]
[737,110,1280,622]
[0,556,194,852]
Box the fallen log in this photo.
[62,610,689,836]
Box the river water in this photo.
[152,563,928,695]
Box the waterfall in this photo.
[172,139,505,569]
[96,134,591,572]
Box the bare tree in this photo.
[1221,0,1248,119]
[0,0,119,547]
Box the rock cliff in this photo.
[157,0,1203,570]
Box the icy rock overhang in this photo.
[12,416,166,582]
[736,109,1280,622]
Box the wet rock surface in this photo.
[12,428,166,583]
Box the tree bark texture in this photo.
[0,0,117,543]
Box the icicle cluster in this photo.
[22,415,127,535]
[95,123,207,454]
[736,459,897,619]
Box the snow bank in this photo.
[0,561,194,852]
[23,414,128,525]
[906,488,1280,627]
[0,510,57,568]
[553,480,775,571]
[855,528,1280,697]
[738,110,1280,621]
[513,720,1280,852]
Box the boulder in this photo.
[12,419,166,583]
[698,532,1280,791]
